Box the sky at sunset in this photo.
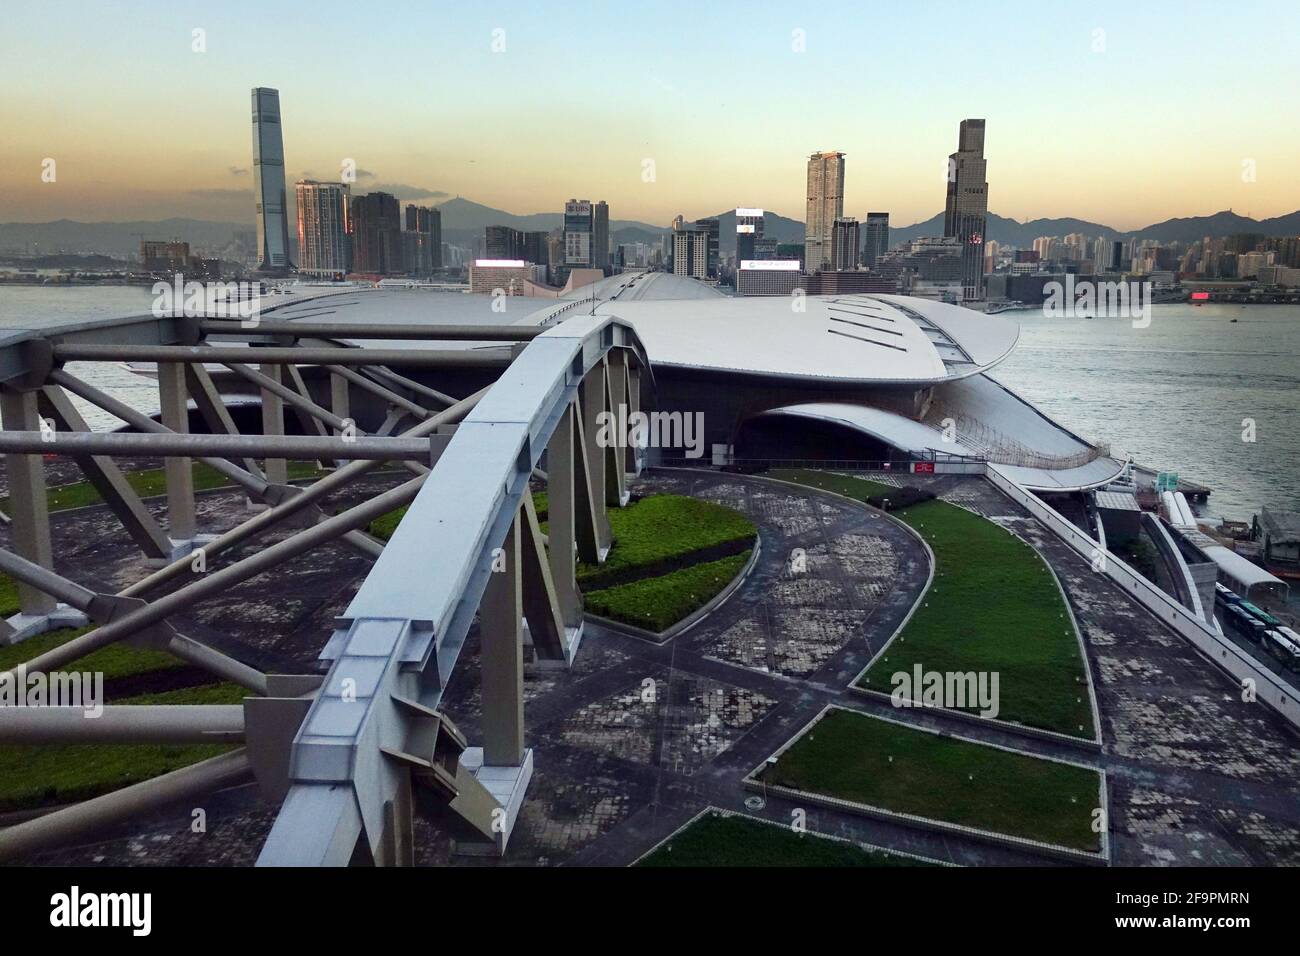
[2,0,1297,230]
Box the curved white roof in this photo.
[588,293,1019,385]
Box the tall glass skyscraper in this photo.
[943,119,989,300]
[251,88,292,273]
[805,151,845,274]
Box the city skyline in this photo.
[2,0,1298,230]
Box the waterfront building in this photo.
[295,181,351,278]
[943,118,988,300]
[251,87,293,273]
[564,199,594,267]
[350,191,403,275]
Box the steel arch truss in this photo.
[0,307,650,866]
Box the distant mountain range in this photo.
[3,203,1298,260]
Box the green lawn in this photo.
[578,494,756,589]
[770,469,1093,738]
[638,810,934,867]
[0,626,183,682]
[584,551,751,633]
[765,708,1101,852]
[0,682,246,812]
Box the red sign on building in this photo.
[913,461,935,474]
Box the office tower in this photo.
[485,225,525,259]
[805,151,845,273]
[522,231,548,264]
[251,87,292,273]
[295,181,351,278]
[564,199,594,266]
[546,234,564,279]
[403,204,438,275]
[753,237,779,260]
[736,207,764,263]
[943,119,989,300]
[831,217,861,271]
[350,191,402,274]
[593,201,610,270]
[862,212,889,268]
[673,228,708,279]
[695,217,720,278]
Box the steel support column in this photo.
[544,402,583,632]
[479,510,523,766]
[605,351,628,506]
[0,387,54,616]
[157,362,196,541]
[259,362,288,486]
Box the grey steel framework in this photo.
[0,306,650,865]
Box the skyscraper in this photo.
[251,88,292,273]
[295,181,350,278]
[564,199,594,266]
[593,201,610,270]
[672,227,708,279]
[863,212,890,268]
[404,205,439,275]
[696,217,720,278]
[736,208,764,263]
[805,151,845,273]
[485,225,525,259]
[942,119,989,300]
[350,191,402,275]
[831,217,861,271]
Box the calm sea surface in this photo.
[2,286,1296,521]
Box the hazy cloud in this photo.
[228,166,249,177]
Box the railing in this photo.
[986,464,1300,729]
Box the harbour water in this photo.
[1,286,1296,521]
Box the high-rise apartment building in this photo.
[805,151,845,273]
[251,87,292,273]
[831,217,861,271]
[942,119,989,300]
[403,204,439,275]
[863,212,890,268]
[295,181,350,278]
[350,191,403,275]
[672,227,709,279]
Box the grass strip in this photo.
[0,682,246,812]
[765,708,1101,852]
[638,810,933,867]
[584,551,750,633]
[770,469,1093,738]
